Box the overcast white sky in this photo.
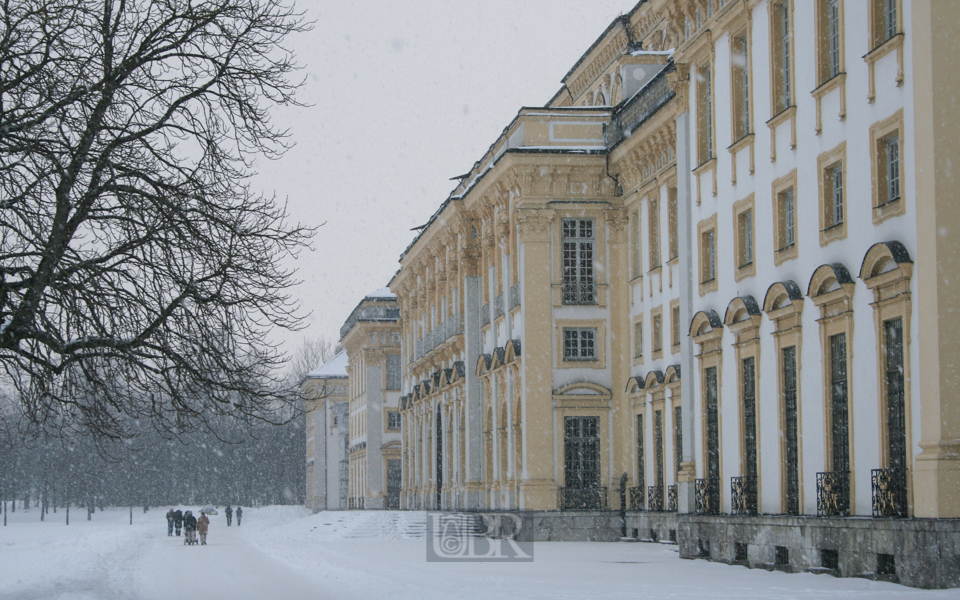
[257,0,639,360]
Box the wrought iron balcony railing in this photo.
[628,486,645,511]
[695,477,720,515]
[872,468,908,518]
[561,283,597,305]
[604,64,676,148]
[509,283,520,310]
[731,475,758,515]
[495,294,505,319]
[817,471,850,517]
[647,485,664,512]
[558,487,607,510]
[667,485,678,512]
[480,304,490,327]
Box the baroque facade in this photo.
[302,351,349,511]
[310,0,960,588]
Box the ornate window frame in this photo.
[817,142,848,246]
[870,109,905,224]
[733,194,757,281]
[725,296,762,498]
[808,263,857,508]
[860,241,914,512]
[772,170,798,265]
[764,280,806,514]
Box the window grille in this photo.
[386,354,401,390]
[705,366,720,482]
[654,410,664,490]
[831,164,844,226]
[563,328,597,361]
[702,230,716,282]
[886,134,900,202]
[634,321,643,359]
[564,416,601,490]
[704,66,713,161]
[387,411,402,430]
[743,357,757,478]
[562,219,596,304]
[781,2,791,106]
[780,188,795,249]
[783,346,800,515]
[674,405,682,475]
[828,0,840,77]
[885,0,897,40]
[637,413,645,492]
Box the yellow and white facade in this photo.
[311,0,960,588]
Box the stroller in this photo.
[183,510,199,545]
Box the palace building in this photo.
[308,0,960,588]
[303,350,349,511]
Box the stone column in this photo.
[365,355,384,509]
[671,66,698,514]
[607,209,630,510]
[912,0,960,518]
[517,208,557,510]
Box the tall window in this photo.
[824,162,843,229]
[701,229,716,283]
[654,410,665,489]
[652,313,663,353]
[563,328,596,361]
[738,209,754,267]
[697,63,714,164]
[671,304,680,348]
[649,199,661,269]
[731,33,751,141]
[782,346,800,514]
[667,187,679,261]
[562,219,595,304]
[631,211,642,278]
[872,0,898,48]
[674,405,683,475]
[777,187,795,250]
[829,333,850,477]
[636,414,645,490]
[633,320,643,359]
[742,357,758,479]
[884,319,906,473]
[564,416,600,489]
[771,0,793,114]
[880,133,900,205]
[818,0,842,83]
[705,366,720,482]
[386,354,401,390]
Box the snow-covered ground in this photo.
[0,506,953,599]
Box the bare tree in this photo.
[0,0,315,441]
[287,335,342,387]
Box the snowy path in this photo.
[0,507,956,600]
[133,522,326,600]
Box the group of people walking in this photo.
[166,505,242,546]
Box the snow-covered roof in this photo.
[367,287,395,299]
[305,350,349,379]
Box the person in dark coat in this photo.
[236,506,242,526]
[183,510,198,545]
[166,509,175,536]
[174,509,183,536]
[225,505,233,526]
